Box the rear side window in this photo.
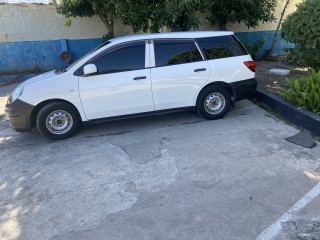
[197,36,248,60]
[92,42,145,74]
[154,40,203,67]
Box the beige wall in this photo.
[0,4,133,42]
[0,0,302,43]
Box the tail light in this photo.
[244,61,256,72]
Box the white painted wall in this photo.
[0,0,301,43]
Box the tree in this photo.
[56,0,117,38]
[119,0,205,33]
[281,0,320,71]
[205,0,277,31]
[264,0,290,58]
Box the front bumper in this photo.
[5,99,35,132]
[230,78,257,102]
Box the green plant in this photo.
[102,34,112,42]
[281,0,320,71]
[205,0,277,30]
[281,70,320,115]
[243,38,265,60]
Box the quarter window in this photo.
[92,42,145,74]
[154,40,203,67]
[197,36,248,60]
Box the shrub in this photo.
[281,0,320,71]
[281,70,320,115]
[243,37,265,60]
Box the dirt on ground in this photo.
[255,60,309,95]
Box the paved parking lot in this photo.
[1,84,320,240]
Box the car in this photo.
[5,31,257,140]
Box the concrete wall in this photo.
[0,4,133,42]
[0,38,103,74]
[0,1,301,74]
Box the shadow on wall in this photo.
[0,38,103,75]
[0,30,294,74]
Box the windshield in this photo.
[62,41,111,72]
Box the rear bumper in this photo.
[5,99,35,132]
[230,78,257,102]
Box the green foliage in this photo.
[281,0,320,71]
[242,37,265,60]
[102,34,112,42]
[281,70,320,115]
[57,0,117,37]
[119,0,205,33]
[57,0,116,19]
[205,0,277,30]
[57,0,205,37]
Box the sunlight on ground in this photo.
[292,67,309,72]
[0,207,22,240]
[0,136,12,144]
[304,170,320,181]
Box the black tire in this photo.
[196,85,231,120]
[36,102,82,140]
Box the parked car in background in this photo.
[5,31,257,140]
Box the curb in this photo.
[254,87,320,136]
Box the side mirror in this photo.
[83,64,98,76]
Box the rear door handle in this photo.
[194,68,207,72]
[133,76,147,80]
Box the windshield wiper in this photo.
[54,66,67,74]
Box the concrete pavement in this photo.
[1,84,320,240]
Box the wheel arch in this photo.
[195,81,234,106]
[30,99,82,129]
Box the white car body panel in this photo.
[151,61,211,110]
[206,55,255,84]
[18,71,87,121]
[79,69,154,120]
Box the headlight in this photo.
[8,86,24,104]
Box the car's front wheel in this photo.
[196,85,231,120]
[36,102,82,140]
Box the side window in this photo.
[92,42,145,74]
[154,40,203,67]
[197,36,248,60]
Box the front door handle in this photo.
[194,68,207,72]
[133,76,147,80]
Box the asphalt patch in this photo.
[285,130,316,149]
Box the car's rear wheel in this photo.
[36,102,82,140]
[196,85,231,120]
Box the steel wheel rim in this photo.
[46,110,73,135]
[204,92,226,114]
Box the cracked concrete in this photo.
[0,138,177,240]
[1,84,320,240]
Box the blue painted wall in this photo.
[0,30,293,74]
[0,38,103,74]
[235,30,294,57]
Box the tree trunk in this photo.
[99,14,114,39]
[265,0,290,57]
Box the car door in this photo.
[78,41,154,120]
[150,39,211,110]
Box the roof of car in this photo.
[109,31,234,44]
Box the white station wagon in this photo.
[5,31,257,140]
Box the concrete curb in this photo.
[254,87,320,136]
